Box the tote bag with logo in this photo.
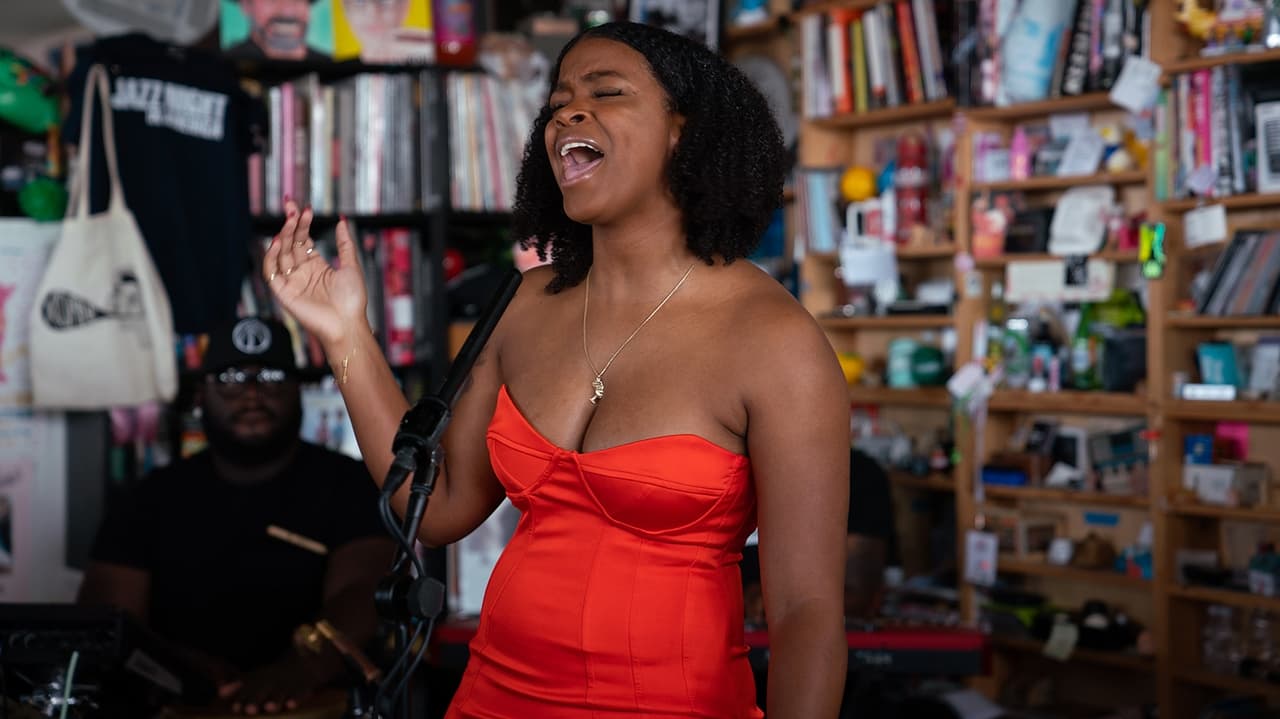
[29,64,177,409]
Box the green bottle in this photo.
[1071,303,1098,390]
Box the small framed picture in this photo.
[629,0,722,50]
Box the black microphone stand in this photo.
[372,269,521,718]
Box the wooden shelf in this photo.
[1167,502,1280,522]
[1166,314,1280,329]
[998,559,1151,589]
[724,16,784,42]
[819,315,953,330]
[983,485,1149,508]
[808,244,956,262]
[971,170,1146,193]
[964,92,1117,121]
[890,471,956,492]
[1166,399,1280,424]
[251,211,437,229]
[975,249,1140,268]
[1163,47,1280,75]
[896,243,957,259]
[1163,192,1280,213]
[792,0,882,17]
[1166,584,1280,613]
[990,634,1154,671]
[810,99,957,130]
[988,389,1147,416]
[1170,665,1280,700]
[849,385,952,408]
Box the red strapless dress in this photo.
[445,385,763,718]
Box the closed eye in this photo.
[593,88,624,98]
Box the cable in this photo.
[378,493,425,579]
[387,616,435,703]
[371,621,425,718]
[58,651,78,719]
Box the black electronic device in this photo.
[0,603,216,716]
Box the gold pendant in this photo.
[590,376,605,405]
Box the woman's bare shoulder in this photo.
[713,262,841,389]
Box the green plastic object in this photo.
[910,344,947,386]
[0,49,59,133]
[18,177,67,221]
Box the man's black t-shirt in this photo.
[91,443,384,672]
[64,34,265,334]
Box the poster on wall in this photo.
[629,0,721,50]
[220,0,336,61]
[220,0,436,63]
[0,409,72,603]
[0,220,59,407]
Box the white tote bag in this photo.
[28,64,177,409]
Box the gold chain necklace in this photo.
[582,263,695,405]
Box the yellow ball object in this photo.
[837,352,864,385]
[840,166,877,202]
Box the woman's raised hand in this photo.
[263,200,369,352]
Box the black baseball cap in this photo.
[201,317,298,374]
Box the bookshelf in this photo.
[848,385,952,408]
[1165,313,1280,329]
[818,315,953,330]
[969,170,1146,193]
[1161,46,1280,75]
[757,0,1280,714]
[1165,503,1280,523]
[233,59,509,387]
[1146,5,1280,717]
[809,99,956,129]
[997,559,1151,589]
[989,634,1155,672]
[973,249,1141,268]
[986,388,1148,416]
[982,485,1149,509]
[1162,191,1280,213]
[889,470,955,492]
[963,92,1117,121]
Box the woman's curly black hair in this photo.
[512,21,787,293]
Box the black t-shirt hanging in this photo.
[65,34,265,334]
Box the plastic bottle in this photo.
[1243,609,1276,680]
[1202,604,1239,675]
[1010,126,1031,180]
[894,132,929,245]
[986,281,1006,368]
[433,0,476,66]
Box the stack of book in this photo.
[800,0,949,118]
[445,73,540,212]
[239,223,436,370]
[249,71,440,217]
[952,0,1146,108]
[1197,230,1280,317]
[1162,65,1280,201]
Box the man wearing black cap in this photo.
[78,317,393,715]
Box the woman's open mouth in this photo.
[559,141,605,186]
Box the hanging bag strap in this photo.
[66,64,125,219]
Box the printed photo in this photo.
[221,0,335,61]
[629,0,721,50]
[333,0,436,63]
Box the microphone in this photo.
[385,268,522,493]
[377,267,522,625]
